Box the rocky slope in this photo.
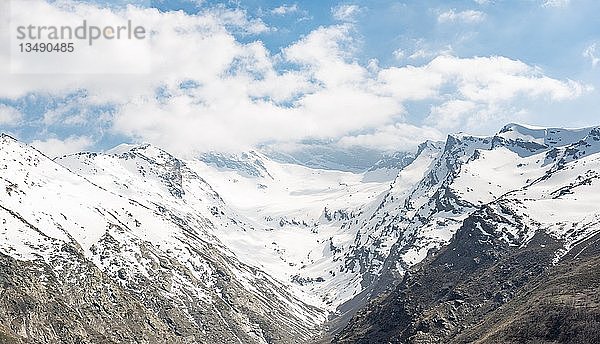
[0,134,324,343]
[1,123,600,343]
[333,124,600,343]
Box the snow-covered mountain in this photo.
[1,123,600,343]
[335,123,600,342]
[0,136,324,343]
[188,149,394,307]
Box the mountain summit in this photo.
[1,124,600,343]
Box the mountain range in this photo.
[1,123,599,343]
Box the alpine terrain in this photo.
[1,123,599,343]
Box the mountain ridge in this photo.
[1,122,600,343]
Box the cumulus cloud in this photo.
[211,6,271,34]
[437,9,486,24]
[112,25,403,154]
[427,100,479,130]
[0,0,591,155]
[271,4,299,15]
[377,55,587,132]
[428,56,585,130]
[0,105,23,126]
[404,39,454,60]
[31,136,93,158]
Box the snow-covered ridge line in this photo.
[0,134,327,342]
[2,122,600,343]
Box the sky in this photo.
[0,0,599,157]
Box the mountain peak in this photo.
[105,142,167,157]
[0,133,18,141]
[500,122,547,132]
[497,122,597,148]
[105,143,144,155]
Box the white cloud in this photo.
[427,55,585,102]
[377,65,443,101]
[438,9,486,24]
[31,136,93,158]
[337,123,444,151]
[377,55,588,132]
[392,49,405,60]
[409,49,430,60]
[6,1,153,74]
[0,0,591,154]
[366,58,379,73]
[109,24,404,154]
[406,40,453,60]
[0,104,22,125]
[185,0,204,8]
[272,4,299,15]
[583,43,599,68]
[283,25,364,86]
[542,0,570,8]
[427,100,479,130]
[210,6,271,34]
[332,4,361,22]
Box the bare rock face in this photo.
[2,123,600,344]
[0,135,324,344]
[333,124,600,343]
[0,251,184,344]
[334,227,600,344]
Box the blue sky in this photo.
[0,0,599,156]
[158,0,600,79]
